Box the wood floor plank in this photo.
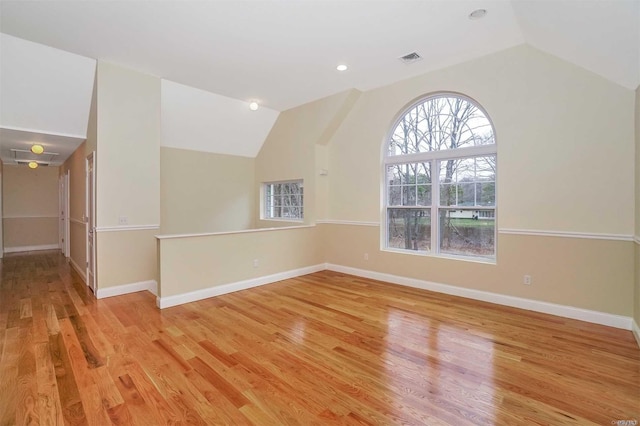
[48,332,87,426]
[34,341,65,426]
[0,327,20,426]
[16,326,41,426]
[1,251,639,425]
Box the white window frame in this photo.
[382,93,497,262]
[262,179,304,221]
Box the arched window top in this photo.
[387,93,495,157]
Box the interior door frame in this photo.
[86,152,96,293]
[65,171,70,257]
[59,175,64,254]
[59,171,70,257]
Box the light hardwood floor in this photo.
[0,251,638,425]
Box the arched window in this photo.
[384,93,496,260]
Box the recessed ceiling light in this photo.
[336,64,348,72]
[469,9,487,20]
[28,161,38,169]
[249,101,259,111]
[31,144,44,154]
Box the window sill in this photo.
[381,247,496,265]
[260,218,304,223]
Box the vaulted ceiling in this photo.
[1,0,638,163]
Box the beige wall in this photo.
[95,61,160,288]
[0,159,3,257]
[636,86,640,240]
[61,142,87,278]
[635,86,640,327]
[3,217,58,248]
[86,71,97,154]
[636,246,639,328]
[158,226,322,299]
[2,164,59,250]
[255,89,360,227]
[160,147,255,234]
[97,229,158,287]
[96,61,160,228]
[322,224,634,316]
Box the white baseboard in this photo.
[4,244,59,254]
[69,257,87,283]
[96,280,158,299]
[326,263,633,330]
[632,320,640,349]
[157,264,326,309]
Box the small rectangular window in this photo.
[263,180,304,220]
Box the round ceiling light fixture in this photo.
[28,161,38,169]
[336,64,348,72]
[249,101,259,111]
[469,9,487,19]
[31,144,44,154]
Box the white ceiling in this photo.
[0,0,638,165]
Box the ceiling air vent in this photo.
[16,160,49,167]
[399,52,422,64]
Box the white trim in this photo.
[4,244,59,253]
[86,152,96,293]
[632,320,640,349]
[316,220,380,227]
[2,215,59,219]
[0,125,86,140]
[96,280,158,299]
[64,171,70,257]
[385,143,497,165]
[260,218,305,223]
[69,257,87,283]
[157,264,325,309]
[325,263,633,330]
[156,225,314,240]
[499,228,633,242]
[294,222,634,243]
[70,217,85,225]
[96,224,160,232]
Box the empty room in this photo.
[0,0,639,424]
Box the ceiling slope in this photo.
[0,34,95,165]
[0,33,96,137]
[512,0,639,91]
[161,80,279,158]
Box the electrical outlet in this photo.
[253,259,259,268]
[364,253,369,261]
[523,275,532,285]
[118,216,128,225]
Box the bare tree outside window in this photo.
[264,180,304,220]
[385,95,496,259]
